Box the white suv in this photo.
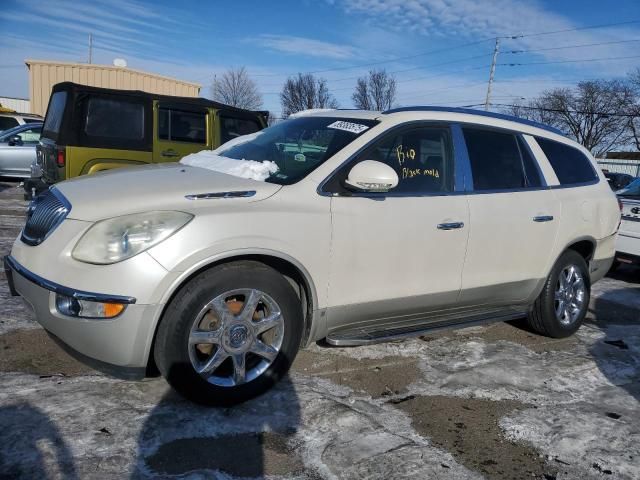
[5,107,620,405]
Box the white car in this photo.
[5,107,620,405]
[615,178,640,267]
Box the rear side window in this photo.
[463,128,526,190]
[159,108,206,144]
[85,97,144,140]
[220,115,261,144]
[43,91,67,134]
[0,116,19,131]
[23,118,41,124]
[535,137,598,185]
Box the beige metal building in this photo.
[26,60,201,116]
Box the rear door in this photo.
[459,126,560,305]
[153,103,211,163]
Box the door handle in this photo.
[161,149,180,158]
[533,215,554,222]
[437,222,465,230]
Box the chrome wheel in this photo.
[188,289,284,387]
[554,265,586,325]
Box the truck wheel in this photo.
[154,261,303,406]
[528,250,590,338]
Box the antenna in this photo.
[88,33,93,64]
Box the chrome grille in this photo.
[21,189,71,246]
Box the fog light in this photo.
[55,294,126,319]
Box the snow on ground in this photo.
[0,372,481,480]
[181,152,278,181]
[312,322,640,479]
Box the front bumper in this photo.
[4,255,161,379]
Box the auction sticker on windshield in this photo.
[327,121,370,134]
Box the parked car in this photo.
[5,107,620,405]
[604,171,635,191]
[0,122,43,178]
[615,178,640,267]
[0,109,42,133]
[24,82,268,197]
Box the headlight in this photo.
[72,211,193,264]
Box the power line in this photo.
[504,19,640,40]
[252,19,640,81]
[507,38,640,54]
[499,54,640,67]
[491,103,638,117]
[251,38,494,78]
[260,56,493,94]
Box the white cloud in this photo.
[255,35,357,59]
[331,0,640,74]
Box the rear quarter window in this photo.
[535,137,598,185]
[85,97,144,139]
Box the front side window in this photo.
[216,116,378,185]
[618,178,640,197]
[158,108,206,144]
[351,126,454,194]
[85,97,144,139]
[43,91,67,135]
[220,115,262,144]
[535,137,598,185]
[464,127,526,190]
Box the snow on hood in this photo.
[181,151,278,182]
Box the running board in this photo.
[326,310,528,346]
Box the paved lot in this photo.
[1,179,639,480]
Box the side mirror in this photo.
[345,160,399,193]
[8,135,23,146]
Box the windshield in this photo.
[215,116,379,184]
[618,178,640,197]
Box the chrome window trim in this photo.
[5,255,137,304]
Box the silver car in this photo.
[0,123,42,178]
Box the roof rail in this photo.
[382,106,564,136]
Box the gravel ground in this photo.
[1,179,638,480]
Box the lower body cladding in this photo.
[5,256,161,379]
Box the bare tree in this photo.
[280,73,338,116]
[352,69,397,110]
[503,80,634,156]
[211,67,263,110]
[628,69,640,151]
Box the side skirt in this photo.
[325,307,529,346]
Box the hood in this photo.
[56,163,281,221]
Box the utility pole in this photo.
[88,34,93,64]
[484,37,500,111]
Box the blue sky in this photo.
[1,0,639,115]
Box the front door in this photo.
[325,124,470,330]
[458,127,560,305]
[153,103,211,163]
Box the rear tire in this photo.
[528,250,590,338]
[154,261,303,406]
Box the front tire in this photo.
[154,261,303,406]
[528,250,590,338]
